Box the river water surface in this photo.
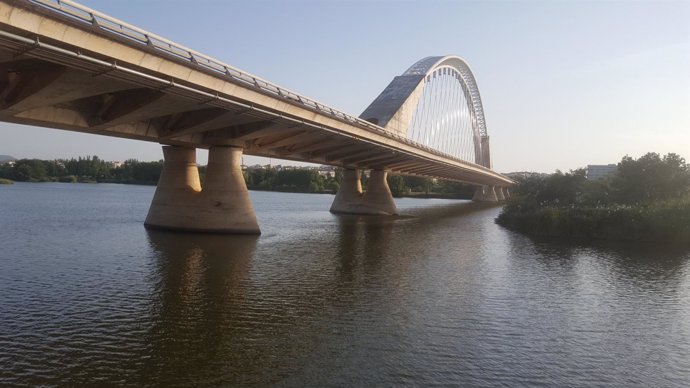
[1,182,689,387]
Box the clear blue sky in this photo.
[2,0,688,173]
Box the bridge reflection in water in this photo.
[136,200,502,385]
[1,184,688,386]
[143,231,257,384]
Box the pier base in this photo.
[472,185,499,202]
[330,169,398,215]
[144,145,260,234]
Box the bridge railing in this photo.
[29,0,390,130]
[25,0,499,174]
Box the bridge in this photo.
[0,0,515,234]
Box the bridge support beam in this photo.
[472,185,499,202]
[330,169,397,215]
[144,145,260,234]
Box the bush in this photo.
[496,153,690,243]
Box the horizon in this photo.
[3,150,686,176]
[2,0,688,174]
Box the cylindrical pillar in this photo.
[496,186,506,201]
[361,170,397,215]
[330,169,397,215]
[145,146,201,230]
[197,146,259,233]
[145,145,260,234]
[330,169,363,214]
[472,185,499,202]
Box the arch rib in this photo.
[359,55,490,167]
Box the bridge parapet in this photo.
[23,0,396,141]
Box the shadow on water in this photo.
[334,214,394,279]
[505,224,690,285]
[140,230,259,386]
[581,239,690,286]
[331,200,503,270]
[399,200,502,220]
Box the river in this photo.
[1,182,689,387]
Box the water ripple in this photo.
[0,183,688,386]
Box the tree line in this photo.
[244,167,341,193]
[496,152,690,243]
[0,156,162,184]
[387,175,475,198]
[244,166,476,197]
[0,155,476,198]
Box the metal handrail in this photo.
[27,0,391,136]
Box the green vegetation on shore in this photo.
[0,155,475,198]
[0,156,162,185]
[0,177,13,184]
[386,174,475,198]
[496,152,690,243]
[240,165,476,197]
[244,167,340,193]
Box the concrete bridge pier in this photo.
[472,185,499,202]
[144,145,260,234]
[361,170,398,215]
[330,169,398,215]
[496,186,506,201]
[330,169,363,214]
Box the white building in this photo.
[587,164,618,180]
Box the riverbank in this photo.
[0,178,13,184]
[496,153,690,244]
[395,192,471,200]
[496,195,690,244]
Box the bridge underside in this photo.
[0,25,507,187]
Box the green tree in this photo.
[612,152,690,204]
[11,159,49,181]
[273,169,316,192]
[387,174,406,197]
[404,176,432,193]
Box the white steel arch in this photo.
[359,55,491,167]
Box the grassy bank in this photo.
[496,153,690,244]
[496,195,690,243]
[0,178,13,184]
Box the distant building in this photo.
[586,164,617,180]
[245,164,264,171]
[0,154,16,165]
[109,161,123,168]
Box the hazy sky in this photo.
[2,0,689,173]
